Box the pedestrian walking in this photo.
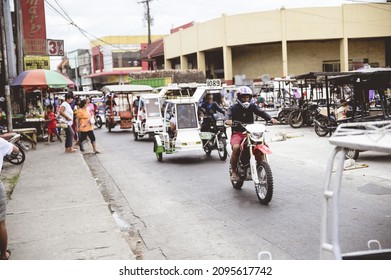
[60,92,76,153]
[0,138,19,260]
[76,100,100,154]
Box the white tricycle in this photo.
[153,99,203,161]
[133,94,164,140]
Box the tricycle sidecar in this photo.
[153,98,203,161]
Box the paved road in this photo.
[89,123,391,260]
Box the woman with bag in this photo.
[76,100,100,154]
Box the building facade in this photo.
[163,3,391,84]
[86,35,163,88]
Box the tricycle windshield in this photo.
[176,103,198,129]
[145,98,161,118]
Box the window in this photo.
[322,61,340,72]
[112,51,141,68]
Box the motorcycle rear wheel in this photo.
[314,119,329,137]
[229,164,243,189]
[255,161,273,205]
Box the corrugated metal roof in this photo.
[139,39,164,60]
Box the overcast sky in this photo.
[43,0,386,64]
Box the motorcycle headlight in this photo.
[249,132,263,141]
[216,120,224,126]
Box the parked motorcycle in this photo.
[313,112,340,137]
[229,121,274,205]
[0,132,28,165]
[288,101,320,128]
[314,113,360,159]
[199,111,228,161]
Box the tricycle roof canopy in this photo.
[101,84,153,93]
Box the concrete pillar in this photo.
[180,55,188,70]
[280,8,288,76]
[223,46,233,85]
[340,38,349,72]
[197,51,206,76]
[164,58,172,70]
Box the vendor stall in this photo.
[10,69,75,140]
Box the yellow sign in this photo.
[24,56,50,70]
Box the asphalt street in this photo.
[89,123,391,260]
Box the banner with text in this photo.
[21,0,47,55]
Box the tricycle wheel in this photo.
[153,138,163,162]
[133,126,138,141]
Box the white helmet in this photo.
[237,86,253,109]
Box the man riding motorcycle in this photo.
[224,86,278,181]
[199,93,226,132]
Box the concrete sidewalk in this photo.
[6,140,134,260]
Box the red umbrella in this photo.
[11,69,75,90]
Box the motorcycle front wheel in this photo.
[255,161,273,205]
[95,116,103,128]
[7,144,26,165]
[217,137,227,161]
[288,111,304,128]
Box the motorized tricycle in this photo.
[199,111,228,161]
[101,85,154,132]
[229,121,274,205]
[133,94,164,140]
[153,99,203,161]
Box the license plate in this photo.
[200,132,212,140]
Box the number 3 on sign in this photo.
[47,39,64,56]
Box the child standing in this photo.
[45,105,62,144]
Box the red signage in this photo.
[21,0,47,55]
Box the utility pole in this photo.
[0,0,15,131]
[138,0,153,45]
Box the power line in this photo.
[44,0,134,51]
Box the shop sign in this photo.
[47,39,65,56]
[21,0,47,55]
[24,56,50,70]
